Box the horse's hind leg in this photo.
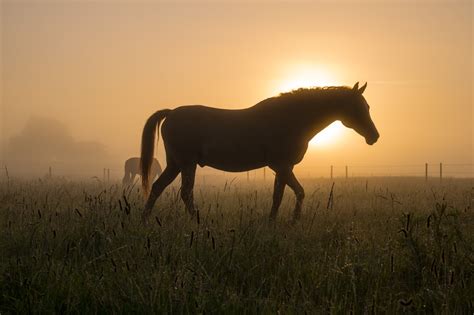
[180,164,197,216]
[143,165,180,221]
[269,170,288,221]
[286,172,305,223]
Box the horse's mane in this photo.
[254,86,354,109]
[278,86,353,98]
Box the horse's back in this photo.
[125,157,161,176]
[160,106,275,170]
[124,158,139,173]
[126,157,140,162]
[162,105,262,139]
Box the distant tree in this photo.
[5,116,110,175]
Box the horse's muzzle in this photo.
[365,134,379,145]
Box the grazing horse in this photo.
[122,157,162,185]
[140,82,379,222]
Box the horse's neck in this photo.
[290,100,343,142]
[252,95,344,142]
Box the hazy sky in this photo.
[1,0,472,176]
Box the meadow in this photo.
[0,176,473,313]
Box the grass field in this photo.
[0,176,473,313]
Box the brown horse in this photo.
[141,82,379,222]
[122,157,162,185]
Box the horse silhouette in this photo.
[141,82,379,222]
[122,157,162,185]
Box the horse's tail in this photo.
[141,109,171,196]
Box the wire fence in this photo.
[298,163,473,179]
[2,162,472,183]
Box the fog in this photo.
[1,1,472,178]
[3,116,113,177]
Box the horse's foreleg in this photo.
[286,172,305,223]
[143,166,180,222]
[269,172,287,221]
[122,171,130,185]
[180,164,197,216]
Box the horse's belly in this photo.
[199,141,266,172]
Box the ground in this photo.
[0,176,473,313]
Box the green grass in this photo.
[0,177,473,313]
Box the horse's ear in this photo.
[352,82,359,91]
[359,82,367,94]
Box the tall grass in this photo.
[0,177,473,313]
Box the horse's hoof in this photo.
[141,210,151,224]
[291,215,301,225]
[187,207,198,217]
[188,210,199,224]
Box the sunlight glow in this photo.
[309,121,345,147]
[272,64,345,148]
[275,65,338,93]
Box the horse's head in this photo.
[340,82,379,145]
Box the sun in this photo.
[309,121,345,147]
[276,67,337,93]
[271,64,346,147]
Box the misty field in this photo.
[0,176,472,313]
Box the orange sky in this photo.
[1,0,472,177]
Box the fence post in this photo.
[49,166,52,178]
[330,165,333,179]
[4,166,9,182]
[345,165,348,179]
[107,169,110,182]
[440,163,443,181]
[425,163,428,181]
